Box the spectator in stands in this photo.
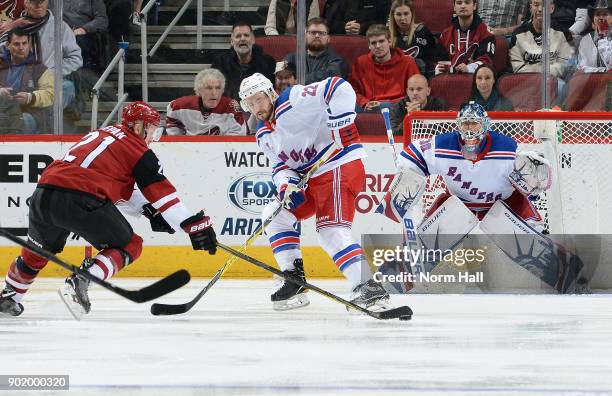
[321,0,349,34]
[132,0,143,25]
[274,61,296,92]
[389,74,446,135]
[345,0,391,35]
[510,0,574,78]
[104,0,131,45]
[212,22,276,101]
[0,29,53,133]
[62,0,108,71]
[166,68,246,136]
[438,0,495,74]
[469,63,514,111]
[0,0,82,110]
[388,0,445,76]
[284,17,348,84]
[577,0,612,72]
[350,24,420,112]
[479,0,529,36]
[0,0,24,25]
[265,0,320,35]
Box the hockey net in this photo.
[404,111,612,234]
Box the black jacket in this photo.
[395,24,447,77]
[345,0,391,35]
[284,46,348,84]
[211,44,276,100]
[389,96,447,135]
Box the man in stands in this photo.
[211,21,276,101]
[284,17,348,84]
[166,68,246,136]
[437,0,495,74]
[349,24,420,112]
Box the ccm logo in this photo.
[190,222,209,232]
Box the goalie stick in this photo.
[150,141,343,316]
[0,229,190,303]
[217,242,413,320]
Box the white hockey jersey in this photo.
[256,77,366,186]
[398,131,519,212]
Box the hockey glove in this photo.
[142,203,175,234]
[181,211,217,254]
[508,151,552,196]
[277,177,306,210]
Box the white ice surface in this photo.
[1,279,611,396]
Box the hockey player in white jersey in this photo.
[379,102,585,293]
[239,73,389,311]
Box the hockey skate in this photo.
[58,259,93,320]
[0,284,24,317]
[348,279,391,313]
[271,259,310,311]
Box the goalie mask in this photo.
[239,73,278,114]
[457,101,490,156]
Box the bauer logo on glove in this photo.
[508,151,553,196]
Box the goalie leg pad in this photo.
[480,200,584,293]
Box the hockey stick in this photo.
[217,242,413,320]
[150,141,343,315]
[0,229,190,303]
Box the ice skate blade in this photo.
[346,297,392,315]
[58,287,86,321]
[272,293,310,311]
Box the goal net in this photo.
[403,111,612,234]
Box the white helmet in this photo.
[239,73,277,112]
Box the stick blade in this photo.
[150,300,191,316]
[375,305,413,320]
[121,269,191,303]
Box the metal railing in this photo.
[140,0,204,101]
[90,46,128,130]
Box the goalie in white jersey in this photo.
[394,101,552,224]
[379,102,585,294]
[239,73,390,311]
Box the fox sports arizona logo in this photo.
[228,173,276,215]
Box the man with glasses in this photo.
[284,17,348,84]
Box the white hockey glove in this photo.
[508,151,552,196]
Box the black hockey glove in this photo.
[180,211,217,254]
[142,203,175,234]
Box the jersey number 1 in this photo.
[63,131,115,168]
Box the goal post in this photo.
[403,111,612,234]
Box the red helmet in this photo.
[121,101,160,128]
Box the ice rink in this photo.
[2,278,611,396]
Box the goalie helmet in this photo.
[457,101,490,153]
[239,73,277,112]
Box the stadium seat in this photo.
[413,0,454,35]
[429,74,473,111]
[566,72,612,111]
[498,73,557,111]
[355,113,386,136]
[256,35,296,61]
[329,35,369,68]
[493,36,510,75]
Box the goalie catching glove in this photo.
[277,177,306,210]
[181,211,217,254]
[508,151,552,196]
[142,203,175,234]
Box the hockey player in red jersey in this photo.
[0,102,217,318]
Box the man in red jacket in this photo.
[349,24,420,112]
[437,0,495,74]
[0,102,217,318]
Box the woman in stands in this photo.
[469,63,514,111]
[388,0,444,77]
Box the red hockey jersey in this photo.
[38,124,190,227]
[439,14,495,69]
